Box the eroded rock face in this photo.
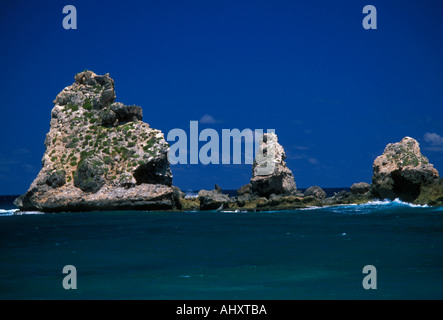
[73,157,106,193]
[14,70,175,212]
[304,186,326,200]
[372,137,442,204]
[250,133,297,197]
[350,182,371,195]
[198,186,231,210]
[133,153,172,186]
[237,184,251,196]
[104,102,143,126]
[46,170,66,188]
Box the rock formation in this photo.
[372,136,443,204]
[237,184,251,196]
[323,188,373,206]
[221,133,328,211]
[14,70,178,212]
[198,185,231,210]
[250,132,297,197]
[304,186,327,200]
[350,182,371,195]
[15,72,443,213]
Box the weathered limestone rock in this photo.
[46,170,66,188]
[73,157,106,193]
[250,133,297,197]
[372,137,442,204]
[14,70,176,212]
[323,189,372,206]
[237,184,251,196]
[304,186,326,200]
[350,182,371,195]
[198,186,231,210]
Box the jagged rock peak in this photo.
[54,70,116,109]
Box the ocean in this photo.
[0,193,442,300]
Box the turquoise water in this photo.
[0,200,442,299]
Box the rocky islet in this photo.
[14,71,443,212]
[371,136,443,205]
[14,71,177,212]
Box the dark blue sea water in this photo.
[0,197,442,300]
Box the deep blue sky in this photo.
[1,0,443,194]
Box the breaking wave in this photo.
[0,209,19,216]
[0,209,45,217]
[325,198,437,215]
[297,198,439,215]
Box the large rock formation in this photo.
[372,137,443,204]
[250,133,297,197]
[14,70,178,212]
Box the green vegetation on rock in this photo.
[82,98,93,111]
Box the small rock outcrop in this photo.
[14,70,177,212]
[323,189,372,206]
[350,182,371,195]
[372,137,443,204]
[304,186,326,200]
[250,133,297,197]
[237,184,251,196]
[198,186,230,210]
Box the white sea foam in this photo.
[0,209,19,216]
[14,211,46,215]
[299,206,325,211]
[0,209,18,213]
[0,209,45,216]
[353,198,429,209]
[336,198,430,209]
[220,210,249,213]
[362,199,392,206]
[391,198,429,208]
[301,197,435,216]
